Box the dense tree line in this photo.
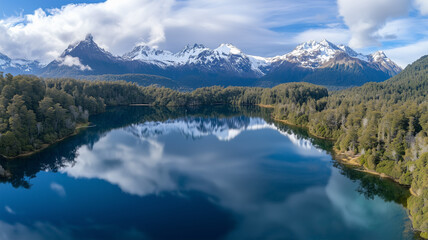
[271,56,428,237]
[0,75,326,158]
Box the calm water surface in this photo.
[0,106,415,240]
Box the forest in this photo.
[0,55,426,237]
[0,74,326,157]
[270,55,428,237]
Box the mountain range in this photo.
[0,52,41,76]
[0,34,402,88]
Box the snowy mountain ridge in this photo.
[0,52,41,75]
[3,35,403,88]
[123,39,401,76]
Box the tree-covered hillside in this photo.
[270,55,428,237]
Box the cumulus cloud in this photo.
[0,0,174,63]
[58,56,92,71]
[0,0,337,63]
[415,0,428,15]
[337,0,411,48]
[0,0,426,65]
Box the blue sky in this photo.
[0,0,104,15]
[0,0,427,67]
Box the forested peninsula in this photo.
[0,55,427,238]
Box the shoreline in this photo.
[1,123,93,160]
[129,103,152,106]
[258,104,410,188]
[259,102,416,193]
[260,104,425,238]
[256,104,275,109]
[274,118,336,141]
[256,104,336,141]
[331,148,413,189]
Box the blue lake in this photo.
[0,106,415,240]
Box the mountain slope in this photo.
[38,36,402,88]
[261,41,401,87]
[386,55,428,85]
[43,34,140,76]
[0,52,41,75]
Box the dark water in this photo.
[0,106,415,240]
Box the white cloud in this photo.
[58,56,92,71]
[0,0,426,66]
[415,0,428,15]
[337,0,411,48]
[50,182,66,197]
[0,0,174,63]
[384,39,428,67]
[0,0,337,63]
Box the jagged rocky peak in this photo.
[295,39,339,51]
[84,33,93,42]
[278,39,344,68]
[370,51,388,61]
[124,45,173,60]
[176,43,208,58]
[179,43,207,53]
[59,33,118,63]
[214,43,243,55]
[64,34,101,54]
[369,51,402,76]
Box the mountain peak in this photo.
[85,33,94,42]
[215,43,242,55]
[64,34,100,56]
[59,33,117,68]
[179,43,207,54]
[283,39,342,68]
[369,51,402,76]
[295,39,339,51]
[371,51,387,60]
[123,45,174,63]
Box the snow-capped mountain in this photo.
[123,43,265,76]
[269,40,343,68]
[122,39,401,77]
[0,52,41,75]
[368,51,402,76]
[262,40,401,76]
[36,35,402,88]
[123,45,178,67]
[43,34,153,76]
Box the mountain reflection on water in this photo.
[0,106,414,240]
